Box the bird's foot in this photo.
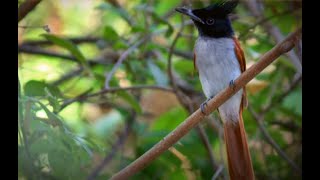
[200,96,213,115]
[229,79,235,90]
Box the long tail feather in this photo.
[223,110,255,180]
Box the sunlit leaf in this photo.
[96,2,132,25]
[24,80,62,98]
[24,80,47,97]
[103,26,119,42]
[37,101,64,127]
[117,91,142,114]
[41,34,92,75]
[151,106,187,131]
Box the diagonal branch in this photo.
[262,74,302,113]
[248,106,301,174]
[50,67,84,86]
[87,113,134,180]
[238,8,299,40]
[18,0,42,22]
[104,36,150,89]
[109,28,301,180]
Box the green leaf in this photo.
[44,88,61,112]
[151,106,188,131]
[24,80,63,98]
[117,91,142,114]
[131,26,145,33]
[42,34,85,62]
[41,34,92,75]
[154,0,180,16]
[150,11,173,37]
[113,40,128,50]
[282,87,302,116]
[147,60,168,86]
[24,80,47,97]
[37,101,64,127]
[174,60,194,75]
[96,2,132,25]
[103,26,119,42]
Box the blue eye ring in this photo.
[206,18,215,25]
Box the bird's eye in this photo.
[206,18,215,25]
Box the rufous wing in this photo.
[193,51,197,72]
[233,37,247,108]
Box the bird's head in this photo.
[175,1,238,38]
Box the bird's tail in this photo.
[223,109,255,180]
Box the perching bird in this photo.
[176,1,255,180]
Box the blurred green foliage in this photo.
[18,0,301,179]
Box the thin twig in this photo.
[18,45,111,66]
[18,0,42,22]
[243,0,302,74]
[211,165,224,180]
[170,48,193,60]
[87,114,134,180]
[168,18,184,92]
[195,124,218,169]
[22,37,101,46]
[20,40,193,62]
[262,74,302,113]
[104,36,150,89]
[269,120,299,132]
[60,85,173,110]
[109,28,301,180]
[238,8,299,40]
[18,25,50,33]
[248,106,301,175]
[50,67,84,86]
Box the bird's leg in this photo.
[200,95,213,115]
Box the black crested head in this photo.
[175,1,238,38]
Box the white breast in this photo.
[194,37,243,123]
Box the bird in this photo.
[175,1,255,180]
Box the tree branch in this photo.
[21,37,101,46]
[109,28,301,180]
[18,45,111,66]
[18,0,42,22]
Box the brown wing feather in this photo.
[233,37,247,108]
[224,108,255,180]
[193,51,197,72]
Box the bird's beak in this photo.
[175,7,205,24]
